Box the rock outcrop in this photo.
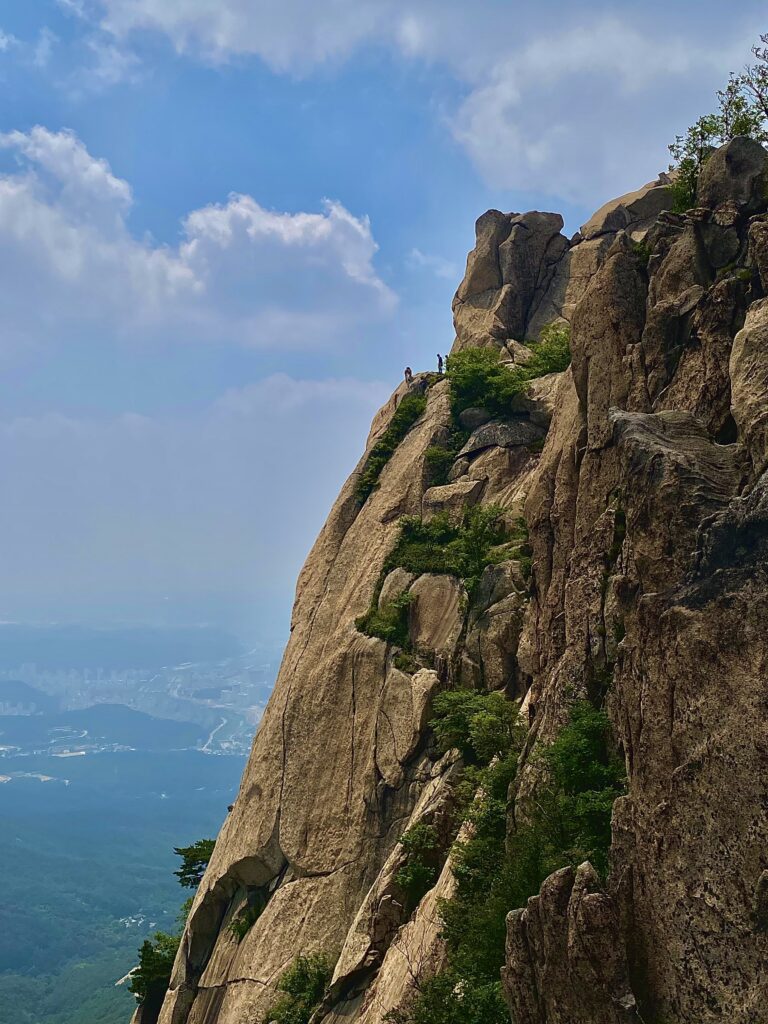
[453,175,673,352]
[146,139,768,1024]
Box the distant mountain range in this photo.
[0,679,58,715]
[0,702,206,756]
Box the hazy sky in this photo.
[0,1,764,641]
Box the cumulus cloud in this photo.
[83,1,765,205]
[96,0,392,70]
[0,374,389,629]
[0,126,394,352]
[448,19,754,202]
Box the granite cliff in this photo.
[141,138,768,1024]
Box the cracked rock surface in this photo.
[150,142,768,1024]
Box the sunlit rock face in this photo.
[151,140,767,1024]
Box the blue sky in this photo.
[0,1,764,642]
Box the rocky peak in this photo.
[452,175,675,354]
[143,140,768,1024]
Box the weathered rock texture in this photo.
[149,139,768,1024]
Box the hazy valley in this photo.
[0,625,279,1024]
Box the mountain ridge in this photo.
[137,137,768,1024]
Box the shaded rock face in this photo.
[697,135,768,214]
[516,141,768,1024]
[151,141,768,1024]
[502,864,641,1024]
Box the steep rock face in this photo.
[510,139,768,1024]
[158,379,458,1024]
[150,141,768,1024]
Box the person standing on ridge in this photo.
[404,367,413,384]
[437,354,444,374]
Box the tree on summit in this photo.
[669,33,768,211]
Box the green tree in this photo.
[744,33,768,122]
[430,689,521,764]
[173,838,216,889]
[668,44,768,212]
[395,824,440,912]
[127,932,180,1006]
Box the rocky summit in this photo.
[139,138,768,1024]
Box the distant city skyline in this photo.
[0,0,765,639]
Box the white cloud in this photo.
[0,374,389,627]
[83,1,766,205]
[96,0,392,70]
[0,28,20,52]
[73,35,142,89]
[448,19,756,202]
[407,247,459,281]
[0,126,395,352]
[57,0,90,16]
[32,27,57,68]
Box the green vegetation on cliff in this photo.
[355,393,428,503]
[384,505,519,599]
[355,590,414,647]
[446,323,571,420]
[390,694,626,1024]
[128,931,180,1008]
[262,953,335,1024]
[356,506,522,652]
[395,823,441,912]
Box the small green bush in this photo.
[356,394,427,503]
[446,324,570,419]
[632,240,652,267]
[424,426,470,487]
[605,507,626,567]
[395,823,440,912]
[264,953,335,1024]
[229,892,267,943]
[424,446,459,487]
[355,590,414,647]
[527,437,546,454]
[384,505,511,600]
[394,650,420,674]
